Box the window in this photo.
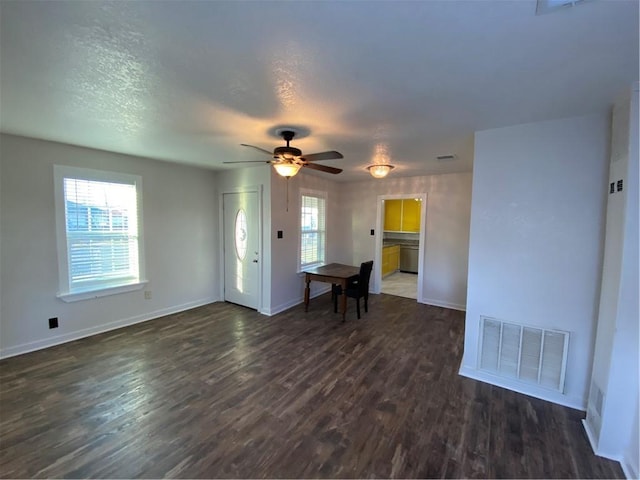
[299,190,326,269]
[54,166,145,301]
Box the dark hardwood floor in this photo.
[0,294,623,478]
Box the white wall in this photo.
[268,170,343,314]
[619,97,639,470]
[215,165,272,315]
[585,84,639,473]
[0,135,470,345]
[460,114,609,409]
[264,170,472,314]
[215,166,344,315]
[340,172,472,311]
[0,134,219,358]
[625,398,639,479]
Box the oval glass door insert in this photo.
[234,209,248,261]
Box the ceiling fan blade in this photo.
[223,160,272,164]
[240,143,274,156]
[303,162,343,174]
[300,150,344,162]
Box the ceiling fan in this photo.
[224,130,344,178]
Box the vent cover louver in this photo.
[586,380,604,438]
[536,0,591,15]
[479,316,569,392]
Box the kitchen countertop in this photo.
[383,241,419,248]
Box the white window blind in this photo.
[300,191,326,269]
[55,166,144,301]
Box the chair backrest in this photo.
[357,260,374,294]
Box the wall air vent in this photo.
[585,380,604,438]
[436,154,457,161]
[479,316,569,392]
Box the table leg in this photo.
[340,279,348,321]
[304,275,310,312]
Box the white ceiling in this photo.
[1,0,638,181]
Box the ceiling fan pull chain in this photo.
[286,177,290,212]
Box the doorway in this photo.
[381,272,418,299]
[374,193,427,302]
[222,190,260,309]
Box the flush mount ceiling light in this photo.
[367,142,395,178]
[367,164,395,179]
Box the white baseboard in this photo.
[265,291,466,315]
[621,453,638,480]
[458,365,585,410]
[421,297,466,311]
[583,419,634,478]
[582,419,600,453]
[262,297,301,316]
[0,297,217,359]
[262,286,332,316]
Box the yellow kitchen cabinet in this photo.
[383,199,402,231]
[382,249,389,275]
[382,245,400,277]
[388,246,400,273]
[384,198,421,232]
[401,198,421,232]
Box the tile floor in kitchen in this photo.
[380,271,418,299]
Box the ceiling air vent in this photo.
[436,154,457,161]
[536,0,592,15]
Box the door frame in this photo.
[373,193,427,303]
[219,185,263,312]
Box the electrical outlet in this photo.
[48,317,59,329]
[144,291,152,300]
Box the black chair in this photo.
[333,261,374,319]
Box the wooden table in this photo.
[303,263,360,320]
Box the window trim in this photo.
[54,165,146,302]
[298,188,327,272]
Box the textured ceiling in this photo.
[1,0,638,181]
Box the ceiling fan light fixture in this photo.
[273,162,301,178]
[367,164,395,179]
[234,129,343,176]
[274,145,302,159]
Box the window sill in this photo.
[297,262,326,275]
[57,281,147,303]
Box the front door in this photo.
[223,191,260,309]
